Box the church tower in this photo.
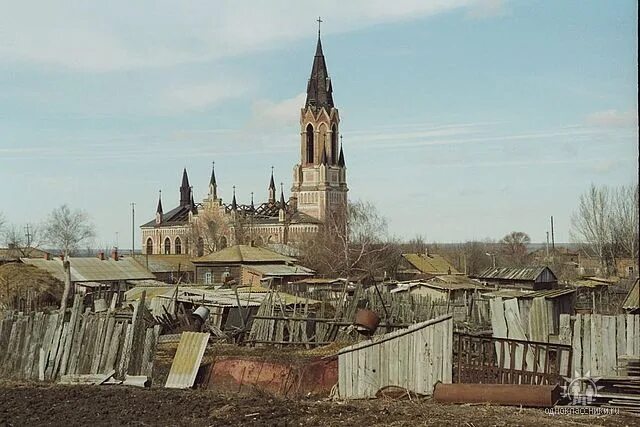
[291,23,348,223]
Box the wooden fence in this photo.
[337,314,453,399]
[0,292,160,381]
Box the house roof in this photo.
[22,257,154,283]
[245,263,314,277]
[132,255,194,273]
[192,245,294,264]
[474,266,556,282]
[0,247,50,262]
[390,278,486,293]
[482,287,575,299]
[401,253,460,275]
[622,279,639,311]
[141,204,191,228]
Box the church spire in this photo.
[305,17,334,110]
[231,185,237,211]
[279,182,286,208]
[209,161,217,199]
[268,166,276,204]
[338,136,345,167]
[180,168,191,207]
[320,145,327,165]
[156,190,163,214]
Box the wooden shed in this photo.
[337,314,453,399]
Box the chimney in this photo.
[44,253,51,261]
[111,248,119,261]
[97,251,105,261]
[60,254,64,261]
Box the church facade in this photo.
[141,31,348,256]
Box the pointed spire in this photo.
[209,161,218,200]
[156,190,163,214]
[320,145,327,165]
[305,18,334,110]
[250,192,255,210]
[231,185,237,211]
[268,166,276,204]
[180,168,191,206]
[190,188,198,214]
[279,183,286,208]
[338,136,345,167]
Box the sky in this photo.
[0,0,637,249]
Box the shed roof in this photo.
[474,266,556,282]
[390,279,486,294]
[483,287,575,299]
[245,263,314,277]
[193,245,294,264]
[22,257,154,282]
[622,279,639,311]
[0,247,51,262]
[132,255,194,273]
[401,253,460,275]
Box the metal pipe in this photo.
[433,383,561,408]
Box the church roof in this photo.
[141,204,191,228]
[193,245,294,264]
[305,35,334,110]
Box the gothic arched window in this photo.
[306,124,314,164]
[331,124,338,165]
[164,237,171,254]
[146,238,153,255]
[220,236,228,249]
[175,237,182,255]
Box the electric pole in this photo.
[24,224,32,247]
[131,202,136,256]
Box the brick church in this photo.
[141,29,349,256]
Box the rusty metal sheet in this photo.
[433,383,561,408]
[164,332,210,389]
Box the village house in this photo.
[191,244,313,286]
[472,266,558,291]
[0,244,51,266]
[396,252,461,281]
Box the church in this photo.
[141,29,349,256]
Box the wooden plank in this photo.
[67,312,87,375]
[504,298,534,374]
[635,315,640,356]
[559,314,572,376]
[59,295,83,376]
[590,314,602,376]
[98,316,116,373]
[604,316,618,376]
[582,314,591,376]
[52,322,69,379]
[443,317,453,384]
[165,332,210,389]
[90,316,107,374]
[626,314,634,356]
[616,314,626,361]
[105,322,124,373]
[45,319,64,380]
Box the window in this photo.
[220,236,228,249]
[175,237,182,255]
[331,124,338,164]
[146,238,153,255]
[306,124,314,164]
[164,237,171,254]
[204,272,212,285]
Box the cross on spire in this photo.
[317,16,323,37]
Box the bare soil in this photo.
[0,381,636,427]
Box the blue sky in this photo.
[0,0,637,249]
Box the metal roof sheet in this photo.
[164,332,210,389]
[21,257,154,282]
[193,245,294,264]
[246,263,314,277]
[521,288,576,299]
[474,266,554,282]
[132,255,194,273]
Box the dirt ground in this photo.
[0,381,636,427]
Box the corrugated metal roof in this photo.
[482,289,529,298]
[22,257,154,282]
[165,332,210,389]
[132,255,194,273]
[401,253,460,275]
[246,264,314,277]
[622,279,639,310]
[193,245,294,264]
[474,266,553,282]
[390,279,485,293]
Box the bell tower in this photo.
[291,19,348,223]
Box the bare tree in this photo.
[187,208,230,255]
[499,231,531,266]
[2,224,41,257]
[0,213,5,234]
[42,204,96,257]
[610,183,639,264]
[302,200,397,279]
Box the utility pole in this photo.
[24,224,32,247]
[131,202,136,256]
[550,216,555,251]
[546,231,550,259]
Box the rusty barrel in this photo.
[354,309,380,334]
[433,383,561,408]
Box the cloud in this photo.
[162,80,250,113]
[0,1,505,72]
[250,93,306,128]
[586,109,638,127]
[466,0,506,19]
